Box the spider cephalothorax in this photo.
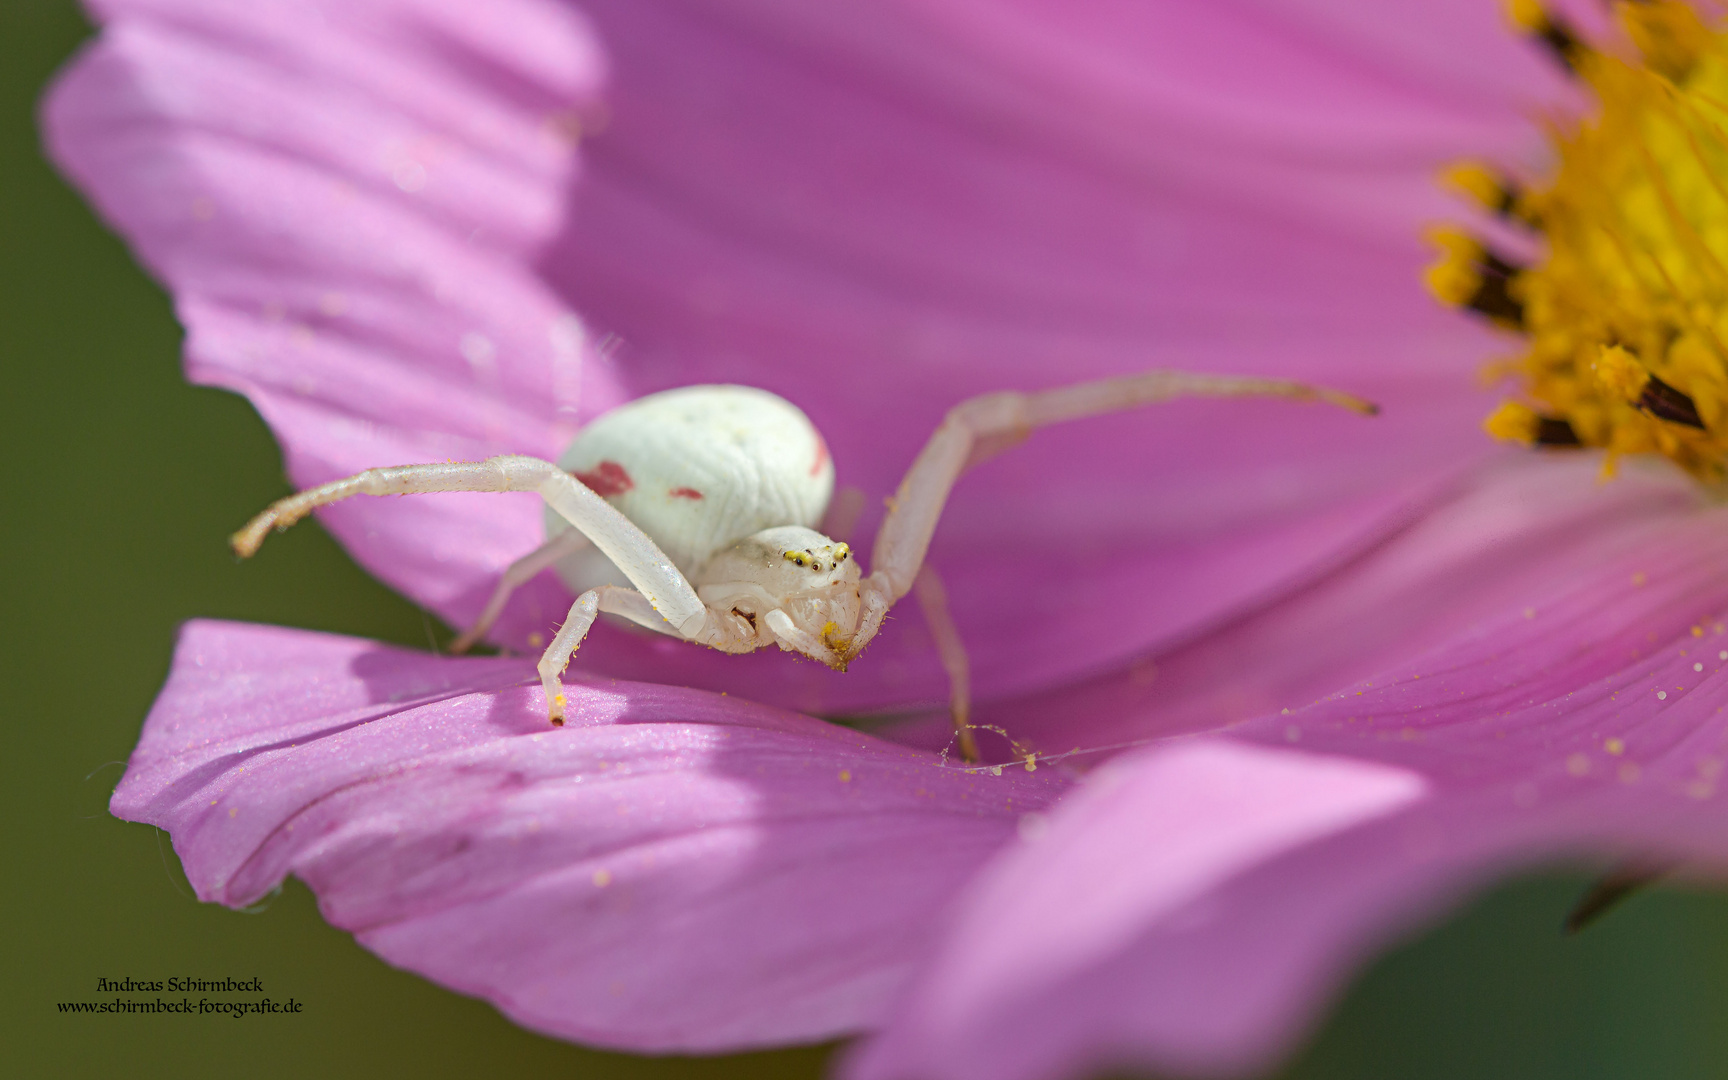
[694,526,867,665]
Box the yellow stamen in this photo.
[1484,401,1541,445]
[1441,161,1512,213]
[1504,0,1549,35]
[1423,227,1483,307]
[1439,1,1728,481]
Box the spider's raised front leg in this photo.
[863,369,1376,611]
[233,457,712,723]
[450,527,590,654]
[853,370,1376,749]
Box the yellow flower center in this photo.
[1429,0,1728,479]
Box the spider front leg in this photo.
[867,370,1376,604]
[540,583,765,724]
[537,585,684,724]
[234,454,711,659]
[856,369,1376,751]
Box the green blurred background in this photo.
[8,2,1728,1078]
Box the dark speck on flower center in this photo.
[1427,0,1728,480]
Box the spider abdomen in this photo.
[548,385,834,591]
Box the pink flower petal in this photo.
[849,740,1429,1080]
[42,0,619,648]
[976,454,1703,751]
[851,457,1728,1080]
[115,620,1065,1050]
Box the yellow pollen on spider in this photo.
[1431,1,1728,479]
[820,620,853,657]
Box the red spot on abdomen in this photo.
[669,487,704,500]
[810,433,829,477]
[572,460,634,496]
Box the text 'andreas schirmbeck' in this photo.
[93,976,264,992]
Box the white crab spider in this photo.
[233,370,1375,761]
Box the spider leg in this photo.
[912,566,979,763]
[856,370,1375,647]
[537,585,668,724]
[594,585,690,638]
[233,456,708,638]
[450,527,590,654]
